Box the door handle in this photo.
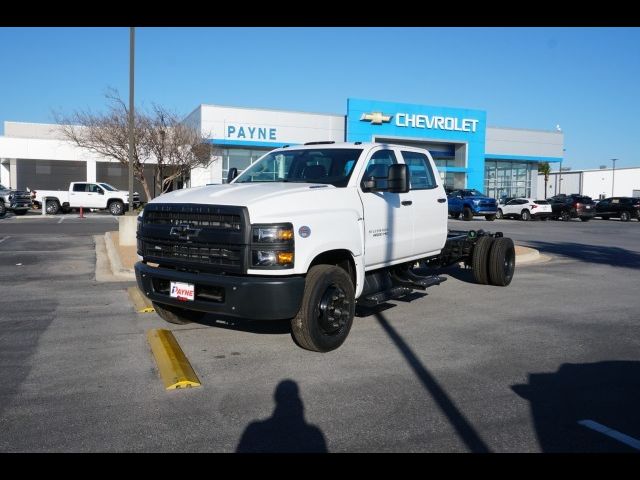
[437,198,447,203]
[401,200,412,206]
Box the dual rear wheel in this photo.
[471,236,515,286]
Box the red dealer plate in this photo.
[170,281,195,301]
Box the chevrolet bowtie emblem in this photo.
[360,112,392,125]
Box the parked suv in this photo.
[594,197,640,222]
[448,189,498,221]
[547,194,595,222]
[0,183,31,217]
[496,198,553,221]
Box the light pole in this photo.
[128,27,135,214]
[611,158,617,197]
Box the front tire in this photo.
[471,236,494,285]
[109,200,124,216]
[291,265,355,353]
[450,212,460,219]
[620,211,631,222]
[45,200,60,215]
[0,203,6,218]
[560,210,571,222]
[485,214,496,221]
[495,209,503,220]
[152,302,206,325]
[488,237,515,286]
[462,207,473,221]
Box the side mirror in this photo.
[387,164,410,194]
[362,178,376,191]
[227,167,238,183]
[97,189,104,195]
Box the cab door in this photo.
[69,182,91,208]
[357,148,414,269]
[400,149,447,255]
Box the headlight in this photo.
[250,223,294,268]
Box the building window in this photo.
[221,147,270,183]
[484,160,535,199]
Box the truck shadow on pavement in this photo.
[371,309,492,452]
[525,241,640,269]
[195,315,292,335]
[512,361,640,452]
[236,379,328,453]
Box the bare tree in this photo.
[56,89,216,201]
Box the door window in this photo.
[401,151,437,190]
[361,150,397,190]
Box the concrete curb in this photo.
[104,231,136,279]
[515,245,550,265]
[95,232,135,282]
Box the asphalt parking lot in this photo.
[0,214,639,452]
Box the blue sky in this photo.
[1,27,638,170]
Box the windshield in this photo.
[99,183,118,191]
[234,148,363,188]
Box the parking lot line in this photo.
[58,216,65,224]
[146,329,201,390]
[578,420,640,450]
[0,236,10,243]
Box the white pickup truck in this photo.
[135,142,515,352]
[33,182,140,215]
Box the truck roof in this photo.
[272,141,429,152]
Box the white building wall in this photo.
[539,167,640,199]
[0,160,10,187]
[200,105,345,145]
[486,127,563,158]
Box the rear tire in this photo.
[152,302,206,325]
[471,236,494,285]
[450,212,460,219]
[0,203,6,218]
[462,207,473,221]
[291,265,355,353]
[580,217,590,222]
[620,211,631,222]
[488,237,515,286]
[495,209,503,220]
[560,210,571,222]
[45,200,60,215]
[485,214,496,221]
[601,215,609,220]
[521,209,531,221]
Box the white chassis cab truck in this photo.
[33,182,140,215]
[135,142,515,352]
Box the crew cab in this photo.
[135,142,515,352]
[447,189,498,221]
[496,198,553,221]
[0,183,31,217]
[32,182,140,215]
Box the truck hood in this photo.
[147,182,336,208]
[146,182,349,223]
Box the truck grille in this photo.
[141,238,242,268]
[145,209,241,230]
[139,203,250,274]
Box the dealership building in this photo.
[0,97,564,201]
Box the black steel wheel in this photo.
[488,237,515,286]
[471,236,494,285]
[152,302,206,325]
[291,265,355,352]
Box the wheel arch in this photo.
[309,249,357,290]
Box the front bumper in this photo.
[135,262,305,320]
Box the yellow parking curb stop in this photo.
[146,329,201,390]
[127,286,155,314]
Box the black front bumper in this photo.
[135,262,305,320]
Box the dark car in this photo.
[594,197,640,222]
[447,189,498,221]
[547,194,595,222]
